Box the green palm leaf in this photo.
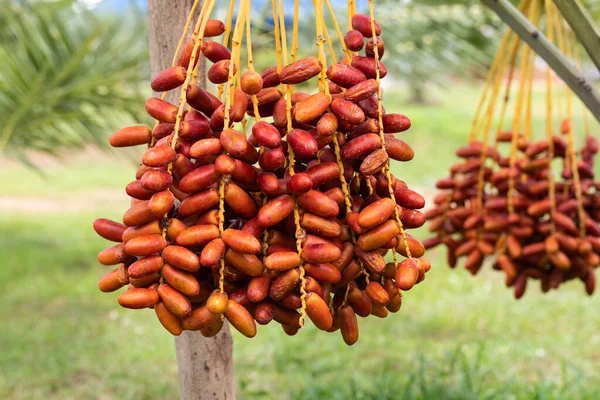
[0,0,149,163]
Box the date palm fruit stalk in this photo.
[424,0,600,298]
[92,0,430,344]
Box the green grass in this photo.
[1,151,138,197]
[1,84,600,399]
[2,212,600,399]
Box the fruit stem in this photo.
[368,0,411,261]
[324,0,351,64]
[148,0,203,148]
[552,0,600,73]
[480,0,600,124]
[218,0,248,293]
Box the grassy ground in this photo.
[1,85,599,399]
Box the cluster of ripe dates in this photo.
[93,13,430,345]
[425,132,600,298]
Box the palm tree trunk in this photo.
[147,1,235,399]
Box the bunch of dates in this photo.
[93,14,430,345]
[425,132,600,298]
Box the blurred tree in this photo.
[239,0,502,104]
[371,0,600,103]
[371,0,502,103]
[4,0,600,160]
[154,0,600,105]
[0,0,148,164]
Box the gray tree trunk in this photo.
[147,1,235,399]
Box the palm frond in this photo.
[0,0,149,162]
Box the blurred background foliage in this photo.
[0,0,148,164]
[3,0,600,161]
[0,0,506,161]
[4,0,600,162]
